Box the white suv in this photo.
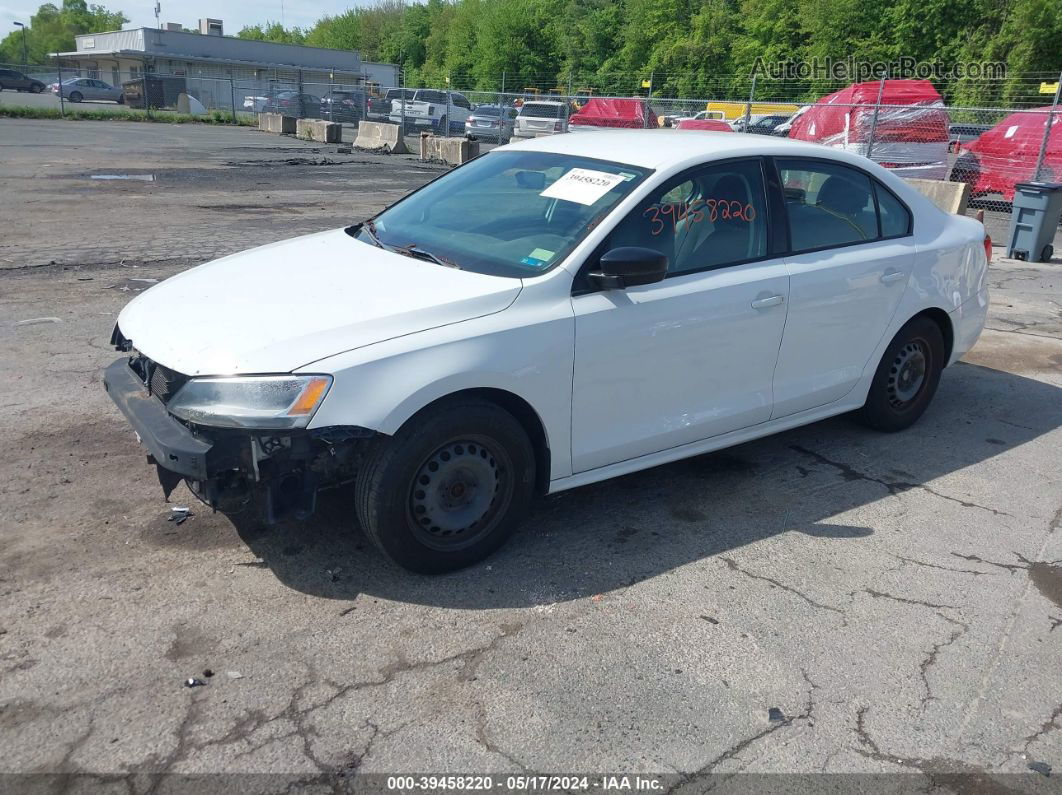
[513,101,569,138]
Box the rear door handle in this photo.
[751,294,785,309]
[880,270,906,284]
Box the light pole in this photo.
[13,22,27,67]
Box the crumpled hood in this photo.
[116,228,522,375]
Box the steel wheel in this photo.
[887,340,929,408]
[408,436,512,551]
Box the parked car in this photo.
[53,77,124,103]
[0,68,45,93]
[947,123,991,152]
[787,79,951,179]
[568,98,655,131]
[266,91,321,118]
[105,131,988,573]
[243,95,269,113]
[387,89,471,134]
[512,100,569,138]
[320,90,365,123]
[368,88,414,120]
[464,104,517,142]
[664,109,727,128]
[732,113,792,135]
[675,118,733,132]
[949,107,1061,200]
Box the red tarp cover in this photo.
[958,107,1062,199]
[569,98,656,129]
[675,119,733,132]
[788,79,949,144]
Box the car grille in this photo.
[128,352,189,404]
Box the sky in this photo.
[1,0,359,33]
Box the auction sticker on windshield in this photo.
[540,168,626,205]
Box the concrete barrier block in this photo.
[296,119,342,143]
[419,135,480,165]
[904,178,971,215]
[354,121,409,154]
[258,113,296,134]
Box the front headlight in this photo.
[168,375,332,429]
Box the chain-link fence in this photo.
[4,60,1060,239]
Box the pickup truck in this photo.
[367,88,414,120]
[388,89,471,134]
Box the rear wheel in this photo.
[116,94,124,105]
[858,316,945,432]
[355,398,536,574]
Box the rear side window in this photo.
[875,183,912,237]
[778,159,878,252]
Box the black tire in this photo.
[32,84,43,93]
[69,91,83,103]
[858,316,945,432]
[355,398,536,574]
[1041,245,1054,263]
[116,94,124,105]
[0,83,5,91]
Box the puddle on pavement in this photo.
[1028,561,1062,609]
[90,174,156,181]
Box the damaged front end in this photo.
[104,327,375,522]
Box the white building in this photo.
[53,26,400,110]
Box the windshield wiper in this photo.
[394,244,462,270]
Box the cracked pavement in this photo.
[1,120,1061,788]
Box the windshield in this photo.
[353,151,650,278]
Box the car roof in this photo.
[500,129,886,171]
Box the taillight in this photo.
[554,120,562,131]
[983,234,992,264]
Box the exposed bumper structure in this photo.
[103,358,212,480]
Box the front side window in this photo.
[778,159,878,251]
[603,159,769,276]
[356,151,650,278]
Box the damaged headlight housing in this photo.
[167,375,333,429]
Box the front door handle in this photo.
[751,294,785,309]
[880,269,906,284]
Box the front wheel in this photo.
[69,91,83,103]
[32,84,43,93]
[116,94,124,104]
[355,398,536,574]
[857,316,945,432]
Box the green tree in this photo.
[0,0,128,64]
[236,22,306,45]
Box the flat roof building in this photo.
[53,27,399,110]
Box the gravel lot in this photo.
[1,119,1061,790]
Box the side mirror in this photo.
[515,170,546,190]
[589,247,668,290]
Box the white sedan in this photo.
[105,131,989,573]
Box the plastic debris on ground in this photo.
[184,677,206,688]
[168,506,193,526]
[15,317,62,326]
[767,707,786,722]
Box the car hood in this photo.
[116,228,522,375]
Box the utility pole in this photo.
[13,22,27,67]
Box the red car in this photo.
[949,106,1062,200]
[675,118,733,132]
